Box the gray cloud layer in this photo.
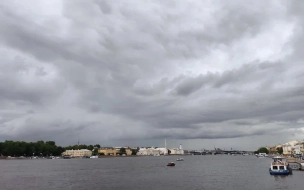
[1,0,304,148]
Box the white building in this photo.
[137,140,170,156]
[156,148,168,155]
[137,139,185,156]
[137,148,162,156]
[282,140,300,155]
[169,144,184,155]
[62,149,92,157]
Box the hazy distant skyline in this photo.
[1,0,304,150]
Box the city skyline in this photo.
[1,0,304,150]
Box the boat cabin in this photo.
[271,157,287,170]
[269,156,291,175]
[273,157,284,162]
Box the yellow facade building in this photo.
[266,146,277,154]
[98,147,132,156]
[98,148,119,156]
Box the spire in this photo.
[78,135,80,150]
[164,139,168,155]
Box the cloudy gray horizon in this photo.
[1,0,304,150]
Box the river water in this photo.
[1,155,303,190]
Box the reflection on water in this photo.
[273,175,288,180]
[1,155,304,190]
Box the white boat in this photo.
[90,156,99,159]
[269,156,291,175]
[176,158,184,161]
[256,153,268,158]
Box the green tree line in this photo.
[0,140,103,157]
[64,144,100,151]
[254,147,283,155]
[0,140,140,157]
[0,140,65,157]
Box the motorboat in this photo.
[63,155,71,159]
[269,156,292,175]
[176,158,184,161]
[167,162,176,166]
[256,153,268,158]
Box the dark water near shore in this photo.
[1,155,303,190]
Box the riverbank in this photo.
[0,154,192,160]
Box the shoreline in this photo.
[0,154,192,160]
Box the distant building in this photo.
[155,148,168,155]
[266,146,277,154]
[169,144,184,155]
[282,140,300,156]
[137,139,169,156]
[98,147,132,156]
[98,147,118,156]
[62,149,92,157]
[298,141,304,155]
[137,147,161,156]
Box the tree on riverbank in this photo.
[131,148,139,155]
[117,147,126,155]
[93,148,98,156]
[256,147,269,154]
[276,147,283,154]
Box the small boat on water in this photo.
[256,153,268,158]
[269,156,292,175]
[63,155,71,159]
[167,162,176,166]
[176,158,184,161]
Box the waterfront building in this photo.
[62,149,92,157]
[267,146,278,154]
[295,140,304,156]
[113,147,132,156]
[282,140,300,156]
[169,144,184,155]
[98,147,132,156]
[137,139,169,156]
[155,148,168,155]
[136,140,186,156]
[126,148,132,156]
[98,147,119,156]
[137,147,162,156]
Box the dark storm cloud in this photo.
[0,0,303,147]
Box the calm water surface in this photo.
[1,155,303,190]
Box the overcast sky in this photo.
[1,0,304,150]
